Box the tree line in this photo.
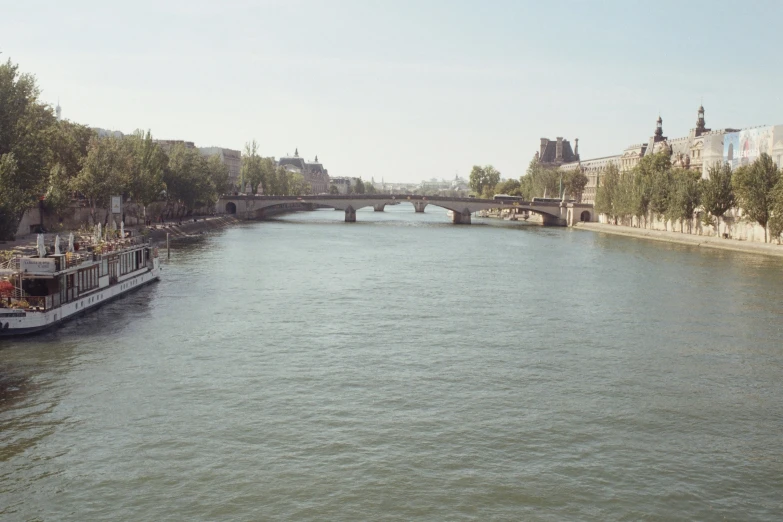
[0,58,318,241]
[0,58,237,239]
[468,160,589,201]
[595,151,783,243]
[239,140,313,197]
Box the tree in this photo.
[329,184,339,195]
[562,169,588,201]
[42,163,73,221]
[207,154,230,198]
[648,167,673,224]
[288,172,310,195]
[0,59,58,239]
[519,159,559,200]
[72,135,133,224]
[127,130,167,220]
[665,169,700,232]
[163,143,215,216]
[768,180,783,243]
[595,162,620,220]
[240,140,264,194]
[700,163,735,237]
[365,183,377,194]
[0,153,25,239]
[495,178,521,196]
[732,153,780,242]
[353,178,366,194]
[469,165,501,196]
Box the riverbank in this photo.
[575,222,783,257]
[147,215,240,241]
[1,215,241,256]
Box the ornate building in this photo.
[548,106,745,205]
[278,148,331,194]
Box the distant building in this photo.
[329,177,357,195]
[278,148,330,194]
[92,128,125,139]
[543,106,750,205]
[199,147,242,189]
[155,139,196,152]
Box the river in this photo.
[1,205,782,521]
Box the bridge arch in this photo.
[225,202,237,214]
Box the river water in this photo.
[1,205,782,521]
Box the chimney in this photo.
[556,137,563,161]
[574,138,579,157]
[540,138,548,160]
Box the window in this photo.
[77,266,99,293]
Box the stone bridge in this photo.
[218,194,595,226]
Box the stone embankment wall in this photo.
[578,222,783,257]
[15,202,214,238]
[597,212,780,244]
[147,216,240,242]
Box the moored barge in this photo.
[0,236,160,336]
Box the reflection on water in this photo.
[1,208,782,521]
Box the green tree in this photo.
[665,169,701,233]
[73,135,133,223]
[207,154,230,198]
[0,153,25,239]
[0,59,58,239]
[594,162,620,220]
[495,178,521,196]
[127,130,167,220]
[732,153,780,242]
[240,140,264,194]
[469,165,501,196]
[562,169,588,201]
[768,180,783,243]
[700,162,735,237]
[163,143,215,216]
[519,159,559,200]
[42,163,73,221]
[329,184,339,195]
[353,178,366,194]
[288,172,310,195]
[365,183,377,194]
[648,167,673,224]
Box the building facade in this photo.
[199,147,242,189]
[543,106,756,205]
[278,149,331,194]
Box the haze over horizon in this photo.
[2,0,781,183]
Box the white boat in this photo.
[0,236,160,336]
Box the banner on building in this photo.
[723,127,773,169]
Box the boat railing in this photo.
[0,293,56,312]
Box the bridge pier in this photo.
[345,207,356,222]
[412,201,427,213]
[451,210,472,225]
[373,204,385,212]
[540,213,566,226]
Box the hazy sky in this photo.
[2,0,781,182]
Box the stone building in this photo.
[277,148,331,194]
[154,139,196,151]
[536,137,580,168]
[198,147,242,190]
[548,106,748,205]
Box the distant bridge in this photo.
[218,194,595,226]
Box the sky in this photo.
[1,0,782,183]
